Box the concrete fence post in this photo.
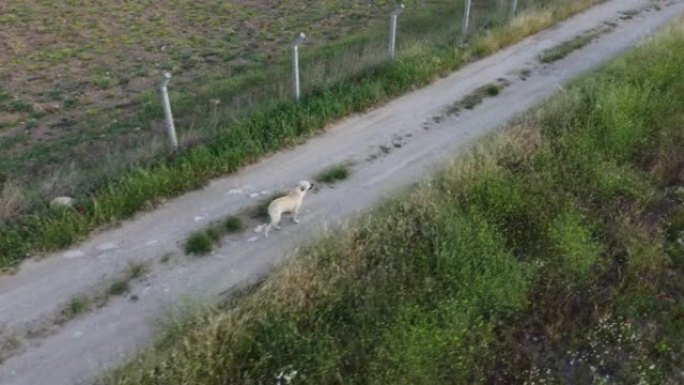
[388,4,405,60]
[292,32,306,102]
[510,0,518,17]
[160,72,178,151]
[461,0,472,40]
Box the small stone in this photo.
[96,242,117,251]
[50,196,74,208]
[62,250,86,259]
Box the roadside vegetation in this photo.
[71,261,147,316]
[100,17,684,385]
[446,80,509,115]
[185,216,243,256]
[0,260,151,364]
[538,24,613,63]
[0,0,605,270]
[316,163,352,184]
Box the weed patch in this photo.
[109,280,129,296]
[223,216,243,234]
[185,232,213,256]
[539,25,612,63]
[184,215,245,256]
[57,262,148,324]
[63,296,91,320]
[446,81,508,115]
[127,262,148,279]
[315,164,351,184]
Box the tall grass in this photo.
[101,18,684,385]
[0,0,603,269]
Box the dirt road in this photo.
[1,1,682,384]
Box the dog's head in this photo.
[298,180,313,192]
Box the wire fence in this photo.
[1,0,577,219]
[160,0,537,148]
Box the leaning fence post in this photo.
[461,0,472,41]
[388,4,405,60]
[510,0,518,17]
[160,72,178,151]
[291,32,306,102]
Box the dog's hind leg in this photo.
[264,212,282,238]
[292,204,301,224]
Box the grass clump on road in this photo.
[184,215,244,256]
[315,164,351,184]
[0,0,604,271]
[223,216,243,234]
[485,83,502,96]
[109,280,129,296]
[58,261,148,325]
[102,18,684,385]
[185,231,213,256]
[109,262,147,296]
[63,296,91,320]
[447,82,507,114]
[539,25,612,63]
[127,262,148,279]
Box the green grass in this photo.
[447,82,507,115]
[485,83,502,96]
[101,19,684,385]
[127,262,148,279]
[315,164,351,184]
[185,232,213,256]
[57,261,148,325]
[184,216,244,255]
[0,88,9,103]
[538,25,612,63]
[0,0,604,270]
[461,92,485,110]
[109,280,129,296]
[223,216,243,233]
[63,296,91,319]
[160,252,173,264]
[7,99,33,113]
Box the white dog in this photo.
[264,180,313,238]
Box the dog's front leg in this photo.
[292,208,300,223]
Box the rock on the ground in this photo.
[50,196,74,208]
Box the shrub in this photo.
[185,231,213,255]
